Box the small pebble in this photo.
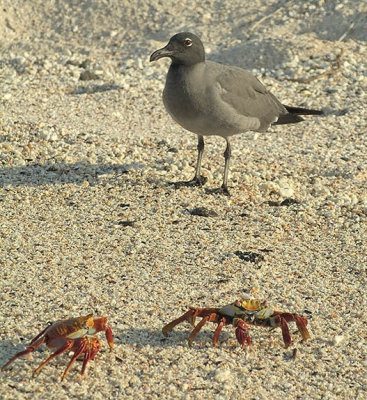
[190,207,218,217]
[79,70,100,81]
[214,369,232,383]
[333,335,345,346]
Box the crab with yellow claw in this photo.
[162,299,310,348]
[1,314,114,380]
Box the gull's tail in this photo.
[275,105,323,125]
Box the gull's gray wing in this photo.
[211,62,288,131]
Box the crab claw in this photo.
[295,315,310,341]
[105,325,114,351]
[279,317,292,348]
[91,317,114,351]
[233,318,251,347]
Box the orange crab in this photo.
[1,314,113,380]
[163,299,310,348]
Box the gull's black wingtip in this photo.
[284,105,324,116]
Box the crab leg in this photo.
[162,308,220,336]
[29,324,51,345]
[188,316,210,345]
[162,309,197,336]
[80,340,100,377]
[32,339,74,377]
[60,339,87,381]
[188,313,218,346]
[1,336,47,371]
[190,308,219,325]
[213,317,226,347]
[80,348,92,378]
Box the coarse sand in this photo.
[0,1,366,399]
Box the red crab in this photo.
[1,314,113,380]
[162,299,310,348]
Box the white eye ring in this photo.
[184,38,192,47]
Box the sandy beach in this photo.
[1,0,366,398]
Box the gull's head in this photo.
[150,32,205,66]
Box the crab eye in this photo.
[184,38,192,47]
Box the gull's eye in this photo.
[183,38,192,47]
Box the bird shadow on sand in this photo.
[212,37,293,71]
[0,161,143,188]
[71,83,123,95]
[299,8,367,42]
[228,0,367,43]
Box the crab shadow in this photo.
[0,161,143,188]
[0,339,21,368]
[115,327,300,364]
[0,338,51,374]
[116,327,232,349]
[0,338,102,380]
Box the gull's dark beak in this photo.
[150,43,175,62]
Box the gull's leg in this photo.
[192,135,206,185]
[205,138,231,195]
[222,138,231,194]
[173,135,207,187]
